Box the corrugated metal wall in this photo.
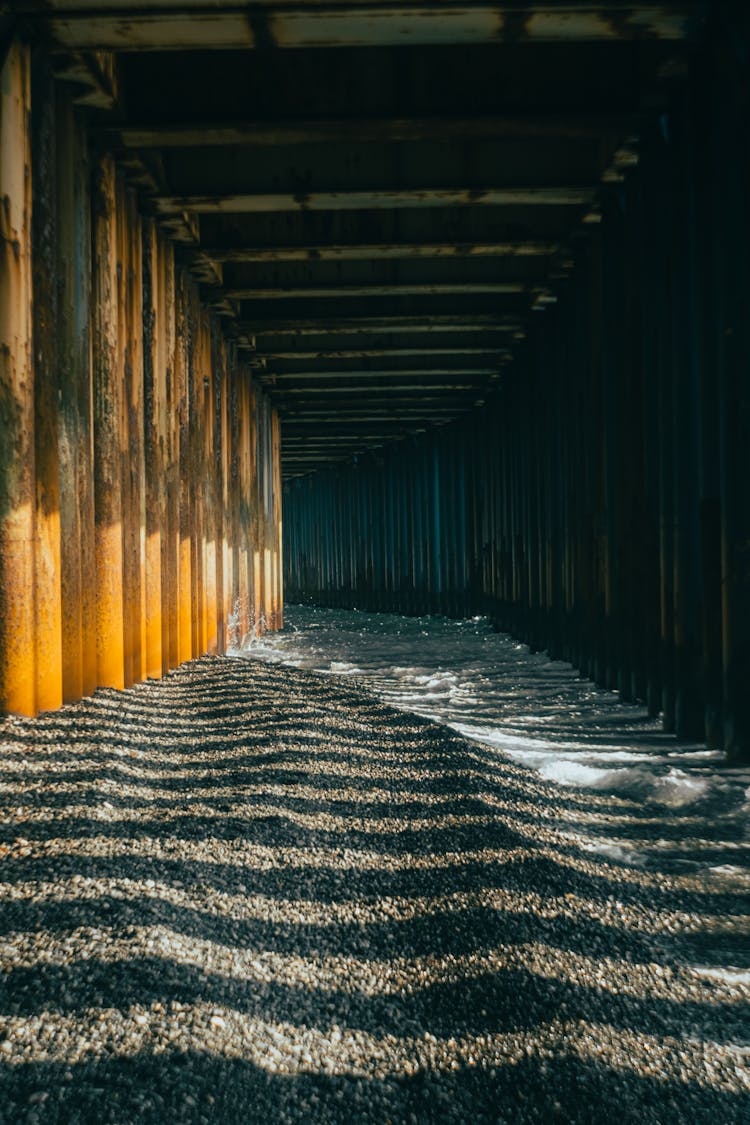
[284,37,750,761]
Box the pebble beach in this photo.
[0,655,748,1123]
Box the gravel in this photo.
[0,654,748,1124]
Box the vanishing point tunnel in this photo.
[0,3,749,1123]
[2,1,749,758]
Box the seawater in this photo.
[234,605,750,888]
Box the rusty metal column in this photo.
[638,136,664,718]
[176,271,193,663]
[273,409,283,630]
[91,152,125,691]
[118,186,146,687]
[221,346,234,649]
[0,41,36,715]
[142,219,164,679]
[715,26,750,761]
[692,86,722,748]
[238,374,250,642]
[250,388,262,635]
[654,128,676,733]
[210,333,225,653]
[30,54,63,712]
[200,312,216,652]
[56,88,95,702]
[163,253,179,670]
[668,106,705,739]
[226,353,240,649]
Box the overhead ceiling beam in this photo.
[283,443,395,452]
[30,6,703,52]
[154,187,595,215]
[252,348,511,359]
[281,443,395,452]
[114,116,637,149]
[261,367,500,381]
[281,411,466,421]
[208,241,561,263]
[269,384,483,395]
[282,419,441,429]
[226,282,530,300]
[239,316,521,336]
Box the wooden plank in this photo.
[113,116,636,149]
[155,187,595,214]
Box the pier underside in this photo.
[1,4,750,1117]
[1,656,747,1121]
[2,2,748,758]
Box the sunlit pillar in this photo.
[0,41,36,715]
[91,152,125,690]
[31,54,63,712]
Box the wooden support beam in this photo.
[52,49,119,111]
[282,440,401,448]
[253,347,511,361]
[282,420,426,430]
[275,391,481,403]
[28,5,703,52]
[262,368,499,382]
[240,316,520,337]
[282,418,471,428]
[155,187,595,215]
[208,241,561,263]
[226,282,531,300]
[112,116,637,150]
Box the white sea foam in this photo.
[235,606,750,879]
[692,966,750,986]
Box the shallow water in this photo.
[235,606,750,889]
